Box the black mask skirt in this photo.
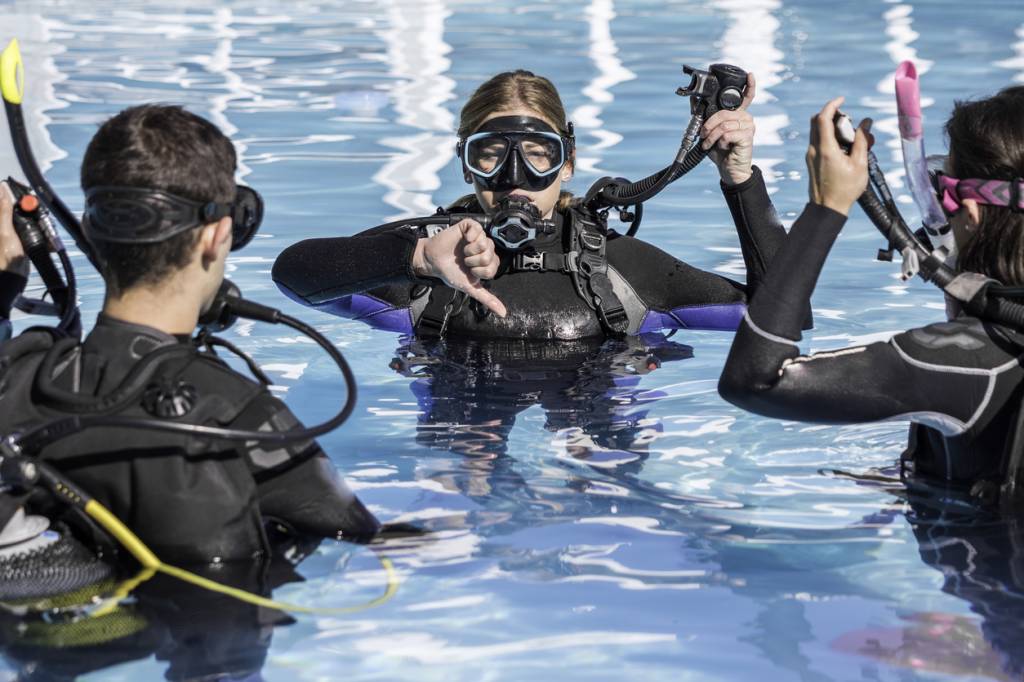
[459,115,573,192]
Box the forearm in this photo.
[718,202,847,411]
[272,228,421,305]
[720,166,786,293]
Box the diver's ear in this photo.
[962,198,982,230]
[463,171,473,184]
[562,160,574,182]
[199,217,233,265]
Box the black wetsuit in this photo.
[0,313,378,563]
[719,203,1024,487]
[272,167,787,339]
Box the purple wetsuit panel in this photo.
[638,303,746,333]
[276,284,413,334]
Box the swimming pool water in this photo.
[1,1,1023,679]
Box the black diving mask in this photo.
[459,116,574,192]
[83,184,264,251]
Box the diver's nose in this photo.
[492,146,528,192]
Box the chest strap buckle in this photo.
[516,252,546,271]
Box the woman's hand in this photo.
[806,97,871,216]
[702,73,757,186]
[412,218,507,318]
[0,182,28,276]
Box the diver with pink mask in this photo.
[719,73,1024,510]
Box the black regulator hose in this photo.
[9,287,359,456]
[584,63,746,222]
[857,183,956,289]
[592,145,711,212]
[7,177,81,335]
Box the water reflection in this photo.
[570,0,634,176]
[372,0,455,219]
[863,493,1024,680]
[391,333,692,460]
[712,0,788,182]
[806,481,1024,680]
[0,536,321,682]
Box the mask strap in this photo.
[936,173,962,215]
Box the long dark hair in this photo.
[946,86,1024,286]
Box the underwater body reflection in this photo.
[0,534,323,682]
[829,485,1024,681]
[391,332,693,469]
[714,473,1024,681]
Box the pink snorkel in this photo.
[894,61,955,253]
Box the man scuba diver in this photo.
[0,104,379,568]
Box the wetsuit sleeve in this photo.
[720,165,787,295]
[229,391,380,540]
[717,203,985,430]
[607,167,789,332]
[0,271,27,342]
[272,226,422,306]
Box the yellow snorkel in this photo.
[1,39,24,105]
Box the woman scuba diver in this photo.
[718,86,1024,509]
[272,68,791,340]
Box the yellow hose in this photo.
[82,499,399,615]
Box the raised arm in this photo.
[605,74,789,333]
[703,73,787,295]
[0,181,29,342]
[714,97,979,425]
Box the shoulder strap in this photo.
[567,207,629,336]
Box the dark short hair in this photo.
[946,86,1024,286]
[80,105,236,294]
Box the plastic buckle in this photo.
[417,315,445,338]
[518,253,545,271]
[578,251,604,276]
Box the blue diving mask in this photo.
[458,116,574,192]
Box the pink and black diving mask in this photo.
[930,160,1024,217]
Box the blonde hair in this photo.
[458,70,575,211]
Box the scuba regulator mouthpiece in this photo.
[582,62,748,235]
[677,63,748,118]
[199,279,281,332]
[676,63,748,155]
[486,196,556,251]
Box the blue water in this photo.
[1,1,1023,680]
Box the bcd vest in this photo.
[414,204,645,338]
[0,329,270,563]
